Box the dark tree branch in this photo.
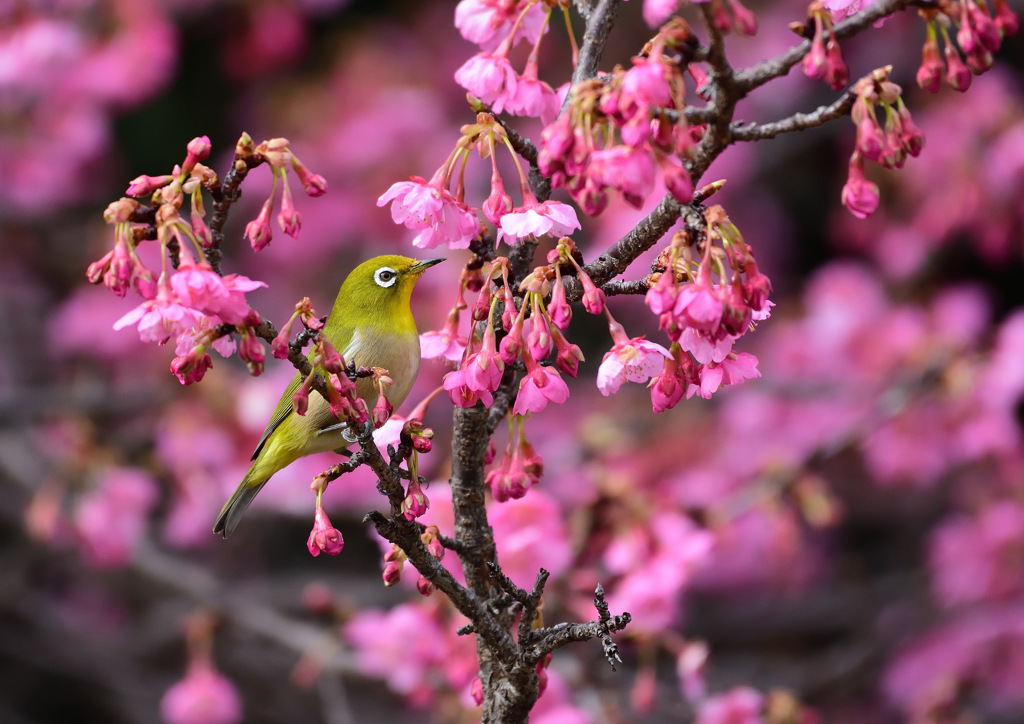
[206,148,264,274]
[731,90,857,142]
[602,278,651,297]
[734,0,916,93]
[570,0,622,89]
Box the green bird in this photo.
[213,255,443,538]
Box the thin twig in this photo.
[730,90,856,142]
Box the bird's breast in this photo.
[346,328,421,409]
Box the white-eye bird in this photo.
[213,255,443,538]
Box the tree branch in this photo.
[731,89,856,142]
[734,0,917,94]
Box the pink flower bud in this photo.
[86,250,113,285]
[291,156,328,197]
[965,46,993,74]
[382,560,402,586]
[103,198,142,224]
[427,537,445,560]
[238,334,265,376]
[277,186,301,238]
[898,106,925,157]
[945,45,972,92]
[401,480,430,521]
[292,378,311,416]
[526,315,552,360]
[271,332,290,360]
[245,198,274,251]
[170,349,213,385]
[728,0,757,36]
[548,279,571,330]
[661,158,694,204]
[994,0,1019,35]
[471,678,484,706]
[307,505,344,557]
[579,271,606,315]
[856,115,885,162]
[416,576,434,597]
[841,153,880,219]
[184,136,212,168]
[126,174,173,197]
[483,170,513,226]
[372,394,393,428]
[824,38,849,90]
[802,31,827,80]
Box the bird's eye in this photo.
[374,267,398,288]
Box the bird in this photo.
[213,255,443,538]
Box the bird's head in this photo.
[334,255,444,320]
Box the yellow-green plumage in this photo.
[213,255,442,538]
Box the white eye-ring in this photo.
[374,267,398,288]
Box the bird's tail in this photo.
[213,465,270,538]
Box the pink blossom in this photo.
[587,146,656,208]
[455,0,549,51]
[217,274,267,325]
[505,65,559,123]
[695,686,764,724]
[645,271,678,315]
[377,177,482,250]
[679,327,733,365]
[513,364,570,415]
[73,467,158,568]
[420,310,469,362]
[643,0,682,27]
[489,489,573,585]
[465,327,505,392]
[597,337,671,396]
[720,352,761,385]
[674,282,725,336]
[443,368,494,408]
[621,58,673,110]
[929,501,1024,606]
[487,448,532,501]
[379,176,444,226]
[345,602,477,706]
[822,0,873,21]
[497,200,581,244]
[160,663,243,724]
[113,281,199,344]
[170,262,229,313]
[454,51,517,112]
[307,504,344,557]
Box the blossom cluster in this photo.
[841,68,925,219]
[377,112,580,250]
[538,20,700,215]
[916,0,1018,93]
[86,135,327,384]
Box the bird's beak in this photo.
[411,258,445,274]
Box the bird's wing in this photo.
[250,329,365,460]
[250,371,303,461]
